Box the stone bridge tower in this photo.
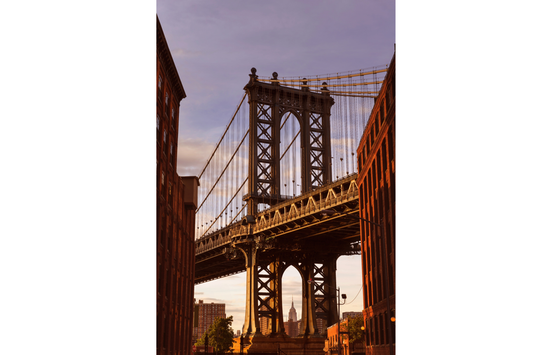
[243,68,334,215]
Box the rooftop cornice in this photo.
[157,16,186,101]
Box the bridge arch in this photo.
[280,265,303,336]
[279,110,302,198]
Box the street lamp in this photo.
[360,326,366,351]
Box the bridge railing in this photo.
[195,176,359,255]
[195,224,254,254]
[254,177,359,233]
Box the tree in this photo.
[347,315,365,344]
[195,316,235,353]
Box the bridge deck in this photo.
[194,174,361,284]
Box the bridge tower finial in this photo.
[302,78,309,92]
[249,67,258,84]
[272,72,279,85]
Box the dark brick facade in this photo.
[356,53,395,355]
[157,17,199,355]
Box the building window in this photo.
[157,115,160,130]
[165,92,169,105]
[158,75,162,90]
[170,142,174,166]
[171,108,176,130]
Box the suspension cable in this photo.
[255,81,384,88]
[197,93,247,179]
[196,129,250,213]
[257,68,388,82]
[200,177,248,238]
[280,129,301,161]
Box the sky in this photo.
[2,1,533,354]
[157,0,395,333]
[157,0,395,177]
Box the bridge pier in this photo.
[297,255,339,338]
[232,251,340,355]
[237,241,262,336]
[236,238,341,340]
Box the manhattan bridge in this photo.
[193,64,390,352]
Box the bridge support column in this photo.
[299,260,318,337]
[297,255,340,337]
[314,257,340,328]
[238,244,287,338]
[266,257,285,336]
[238,242,262,337]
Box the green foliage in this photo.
[195,316,235,353]
[347,315,365,344]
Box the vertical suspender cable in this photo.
[340,85,344,176]
[340,75,344,176]
[344,79,349,175]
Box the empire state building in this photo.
[284,297,299,337]
[288,297,297,321]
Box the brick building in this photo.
[356,53,395,355]
[193,300,226,342]
[157,17,199,355]
[324,319,364,355]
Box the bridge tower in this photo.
[237,69,341,345]
[243,68,334,215]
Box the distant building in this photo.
[284,319,299,337]
[193,300,226,342]
[156,16,199,355]
[356,52,396,355]
[259,305,269,335]
[283,299,299,337]
[288,298,297,321]
[342,311,363,320]
[316,317,327,335]
[315,296,326,335]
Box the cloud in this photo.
[171,48,202,58]
[176,137,214,176]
